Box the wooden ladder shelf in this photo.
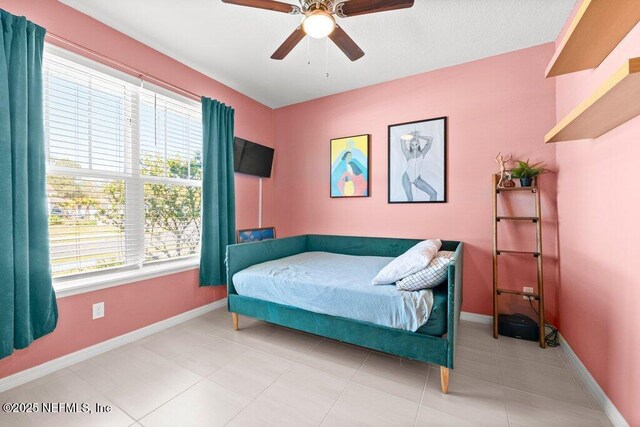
[492,175,546,348]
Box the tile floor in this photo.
[0,309,611,426]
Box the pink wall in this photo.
[272,44,560,324]
[0,0,273,378]
[0,270,226,378]
[554,13,640,425]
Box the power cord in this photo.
[528,298,559,347]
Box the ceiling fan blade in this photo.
[329,25,364,61]
[222,0,300,14]
[335,0,414,17]
[271,26,306,60]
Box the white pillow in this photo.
[396,251,455,291]
[372,239,442,285]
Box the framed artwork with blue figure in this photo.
[236,227,276,244]
[388,117,447,203]
[330,134,370,198]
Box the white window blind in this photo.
[44,49,202,279]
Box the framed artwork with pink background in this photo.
[330,134,370,198]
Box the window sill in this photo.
[54,259,200,298]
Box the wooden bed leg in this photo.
[440,366,449,394]
[232,312,239,331]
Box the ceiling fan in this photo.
[221,0,415,61]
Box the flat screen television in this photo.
[233,137,274,178]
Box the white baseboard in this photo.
[460,311,628,426]
[0,298,227,393]
[460,311,493,324]
[559,334,629,427]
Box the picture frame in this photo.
[236,227,276,244]
[388,117,447,203]
[330,134,370,198]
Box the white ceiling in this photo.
[60,0,575,108]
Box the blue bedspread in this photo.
[232,251,434,332]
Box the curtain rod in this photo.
[45,32,202,102]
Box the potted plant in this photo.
[510,159,546,187]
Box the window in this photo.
[44,48,202,279]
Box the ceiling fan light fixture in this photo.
[302,10,336,39]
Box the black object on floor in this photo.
[498,313,539,342]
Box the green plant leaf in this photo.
[510,159,546,178]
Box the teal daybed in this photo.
[225,234,463,393]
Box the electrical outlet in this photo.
[92,302,105,320]
[523,287,534,300]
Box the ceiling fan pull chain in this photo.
[325,37,330,78]
[307,36,311,65]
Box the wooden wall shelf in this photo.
[545,58,640,143]
[546,0,640,77]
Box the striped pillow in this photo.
[396,251,455,291]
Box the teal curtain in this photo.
[0,10,58,359]
[199,97,235,286]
